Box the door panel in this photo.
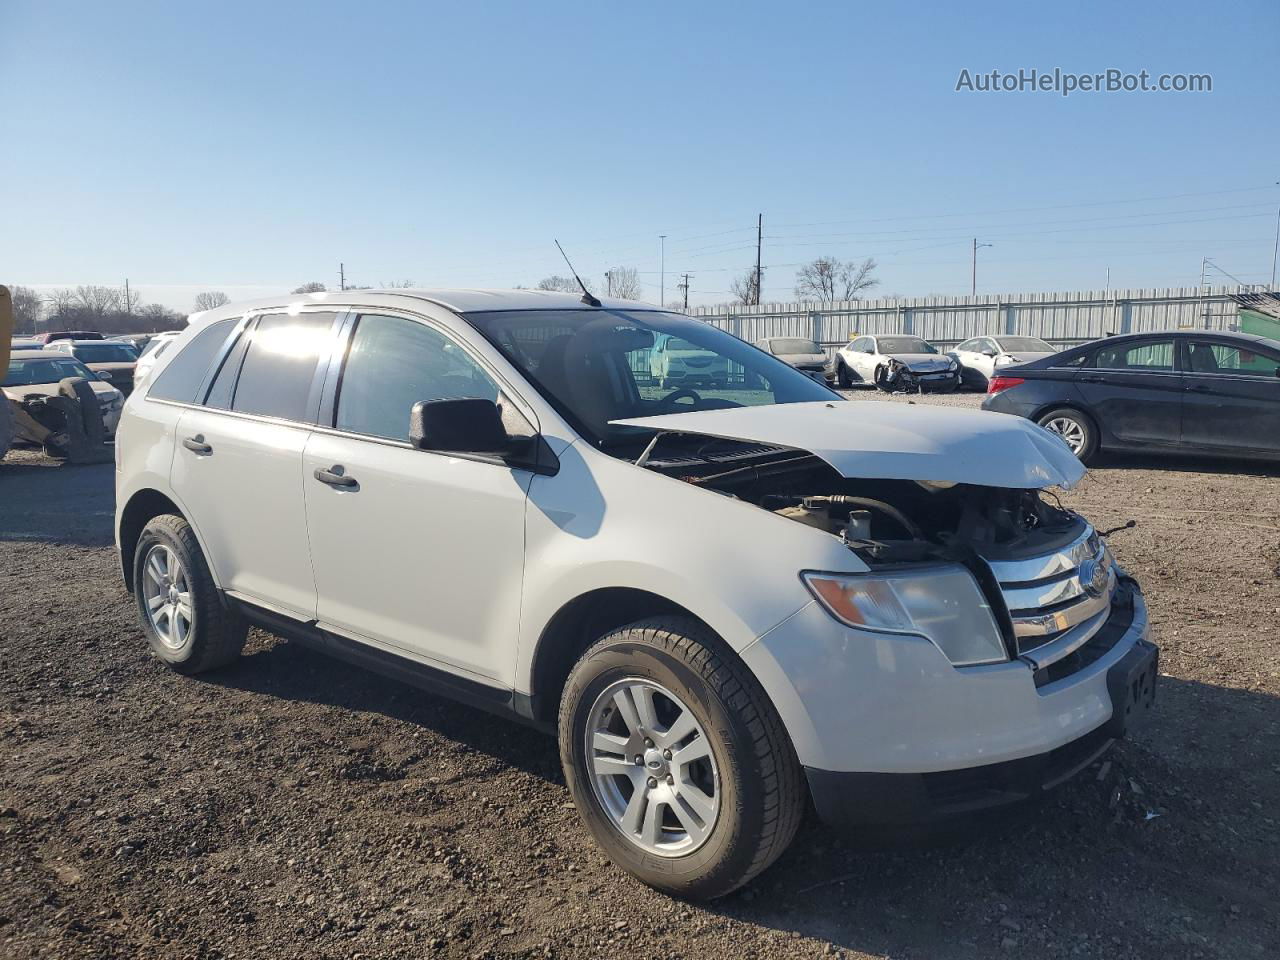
[1179,340,1280,454]
[1075,339,1182,445]
[302,433,532,682]
[171,408,316,617]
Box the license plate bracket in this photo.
[1104,639,1158,737]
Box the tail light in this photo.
[987,376,1025,395]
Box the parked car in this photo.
[833,334,959,391]
[111,334,155,353]
[982,329,1280,463]
[116,290,1156,899]
[46,339,140,395]
[949,335,1057,389]
[35,330,105,343]
[131,330,183,387]
[650,332,730,387]
[4,349,125,434]
[754,336,832,383]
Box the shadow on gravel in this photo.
[0,460,115,546]
[202,638,561,783]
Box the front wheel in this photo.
[836,361,852,388]
[1037,407,1098,463]
[559,617,805,899]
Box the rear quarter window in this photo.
[147,320,238,403]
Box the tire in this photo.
[836,361,852,388]
[0,399,11,461]
[1037,407,1099,464]
[559,616,805,899]
[133,514,247,674]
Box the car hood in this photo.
[890,353,952,371]
[775,353,829,365]
[612,400,1085,489]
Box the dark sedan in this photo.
[982,329,1280,463]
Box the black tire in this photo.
[1036,406,1099,464]
[836,361,852,388]
[559,616,805,899]
[133,514,247,674]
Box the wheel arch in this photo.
[1031,401,1101,437]
[526,587,715,725]
[118,488,184,592]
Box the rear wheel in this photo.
[559,617,805,899]
[1037,407,1098,463]
[133,514,247,673]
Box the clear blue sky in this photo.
[2,0,1277,311]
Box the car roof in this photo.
[1085,328,1273,344]
[10,349,59,359]
[59,338,133,346]
[188,288,665,328]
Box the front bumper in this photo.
[740,576,1155,826]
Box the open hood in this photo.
[612,401,1085,490]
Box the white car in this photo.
[4,349,125,434]
[650,333,730,388]
[833,334,959,391]
[949,335,1057,389]
[115,289,1156,899]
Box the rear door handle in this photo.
[182,435,212,455]
[1078,375,1105,384]
[314,465,358,488]
[1185,383,1212,392]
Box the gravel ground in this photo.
[1,396,1278,960]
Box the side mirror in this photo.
[97,370,113,381]
[981,348,998,357]
[409,398,511,455]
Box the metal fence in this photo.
[686,285,1251,355]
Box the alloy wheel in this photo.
[142,544,193,650]
[1043,416,1087,454]
[585,678,720,857]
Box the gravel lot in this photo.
[1,393,1277,959]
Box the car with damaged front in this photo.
[115,289,1157,900]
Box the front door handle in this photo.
[1078,375,1105,384]
[1185,383,1212,393]
[182,435,212,455]
[314,465,358,488]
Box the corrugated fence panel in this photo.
[688,286,1250,349]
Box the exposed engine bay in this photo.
[651,443,1086,567]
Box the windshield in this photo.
[766,338,821,355]
[877,337,936,354]
[466,309,838,448]
[73,343,138,363]
[995,337,1053,353]
[5,357,96,386]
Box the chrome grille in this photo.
[984,526,1117,664]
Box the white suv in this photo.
[116,289,1158,898]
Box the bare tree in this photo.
[9,285,44,333]
[604,267,641,300]
[292,282,327,294]
[193,291,230,312]
[794,256,879,303]
[536,276,583,293]
[380,279,417,288]
[138,302,186,332]
[729,268,760,306]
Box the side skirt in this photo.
[223,594,552,733]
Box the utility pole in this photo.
[659,236,667,306]
[971,239,992,296]
[1271,202,1279,289]
[123,278,131,319]
[604,271,613,297]
[754,214,763,306]
[678,273,691,310]
[339,262,346,291]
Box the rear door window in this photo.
[147,320,238,403]
[230,313,336,422]
[1093,340,1175,372]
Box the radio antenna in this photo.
[554,240,601,307]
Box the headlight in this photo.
[802,567,1007,666]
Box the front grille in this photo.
[984,526,1119,669]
